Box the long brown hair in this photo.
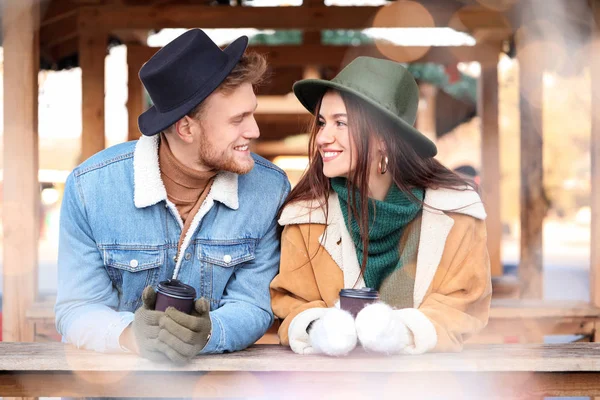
[281,89,476,273]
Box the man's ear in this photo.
[175,116,194,144]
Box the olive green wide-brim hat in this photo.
[293,56,437,158]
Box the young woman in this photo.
[270,57,492,356]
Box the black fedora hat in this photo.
[138,29,248,136]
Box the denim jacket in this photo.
[55,134,290,354]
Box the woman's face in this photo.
[315,91,358,178]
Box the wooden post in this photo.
[2,0,40,342]
[302,65,320,80]
[302,2,322,79]
[127,46,148,141]
[517,30,546,299]
[78,16,107,161]
[479,58,503,277]
[415,83,437,144]
[591,0,600,313]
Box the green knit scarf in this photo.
[330,178,424,290]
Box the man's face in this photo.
[189,83,259,174]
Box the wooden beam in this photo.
[126,45,148,141]
[2,0,40,342]
[252,139,308,158]
[3,368,600,398]
[4,343,600,398]
[303,31,321,45]
[257,67,305,96]
[128,44,158,61]
[302,0,324,6]
[112,29,150,45]
[517,27,546,299]
[255,113,312,141]
[591,0,600,310]
[479,59,502,277]
[256,95,306,114]
[40,12,77,47]
[77,5,511,33]
[448,4,512,42]
[129,43,499,70]
[478,318,597,341]
[78,16,108,161]
[47,36,78,64]
[489,299,600,319]
[40,0,77,26]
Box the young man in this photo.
[55,29,290,363]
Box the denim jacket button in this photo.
[223,255,232,264]
[185,253,192,260]
[129,259,139,268]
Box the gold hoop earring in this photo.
[378,154,389,175]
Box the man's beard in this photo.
[197,138,254,175]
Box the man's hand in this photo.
[131,286,169,361]
[156,298,212,364]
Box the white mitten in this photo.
[356,303,437,354]
[309,307,357,356]
[287,306,357,356]
[355,302,413,354]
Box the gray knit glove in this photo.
[156,298,212,364]
[132,286,168,362]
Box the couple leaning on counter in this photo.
[55,28,491,364]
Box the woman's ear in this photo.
[377,138,388,155]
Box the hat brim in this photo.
[293,79,437,158]
[138,35,249,137]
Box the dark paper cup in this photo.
[339,288,379,317]
[155,279,196,314]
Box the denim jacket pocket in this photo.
[101,246,164,311]
[197,240,256,307]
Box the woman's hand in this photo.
[288,306,357,356]
[355,303,413,354]
[309,308,357,356]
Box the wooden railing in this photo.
[27,298,600,344]
[0,342,599,398]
